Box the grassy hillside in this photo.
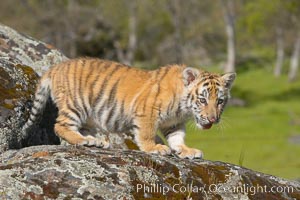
[185,67,300,180]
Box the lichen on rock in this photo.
[0,23,67,75]
[0,145,299,200]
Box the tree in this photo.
[273,3,289,77]
[274,27,285,77]
[113,0,137,65]
[167,0,183,63]
[288,34,300,81]
[287,0,300,81]
[221,0,236,73]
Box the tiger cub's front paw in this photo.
[144,144,171,155]
[80,136,110,149]
[176,145,203,159]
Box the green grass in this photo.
[185,67,300,180]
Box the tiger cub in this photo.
[23,58,236,159]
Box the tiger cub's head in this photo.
[182,67,236,130]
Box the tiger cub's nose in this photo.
[209,117,217,123]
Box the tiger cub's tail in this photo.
[22,74,51,135]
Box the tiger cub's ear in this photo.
[183,67,200,86]
[221,72,236,90]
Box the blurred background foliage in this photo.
[0,0,299,180]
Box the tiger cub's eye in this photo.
[200,98,207,104]
[218,99,224,104]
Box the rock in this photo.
[0,145,299,199]
[0,24,67,151]
[0,23,67,76]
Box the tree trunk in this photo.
[66,0,77,58]
[288,34,300,82]
[221,0,236,73]
[274,27,285,77]
[167,0,183,63]
[125,0,137,65]
[114,0,137,65]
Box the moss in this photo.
[191,164,228,185]
[101,157,127,166]
[94,176,106,182]
[290,192,300,200]
[16,64,37,75]
[62,196,74,200]
[0,64,39,110]
[42,183,60,199]
[2,103,14,110]
[0,164,14,170]
[124,138,139,150]
[0,85,17,104]
[23,192,44,200]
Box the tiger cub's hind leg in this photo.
[54,114,109,148]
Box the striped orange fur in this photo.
[23,58,236,159]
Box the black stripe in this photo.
[191,94,194,101]
[65,62,72,100]
[66,100,82,121]
[97,100,107,116]
[167,92,176,115]
[157,102,162,118]
[33,98,44,104]
[154,69,161,80]
[162,124,182,135]
[150,68,169,117]
[115,99,126,131]
[136,69,159,115]
[70,61,86,119]
[79,60,89,116]
[131,124,139,130]
[187,93,191,100]
[94,65,121,108]
[60,111,81,124]
[141,67,168,114]
[123,118,139,132]
[120,98,125,116]
[105,101,117,127]
[72,60,78,103]
[73,60,85,117]
[57,121,78,128]
[141,97,148,113]
[84,60,97,86]
[107,79,120,105]
[203,82,209,87]
[89,62,110,105]
[176,104,182,117]
[37,88,46,96]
